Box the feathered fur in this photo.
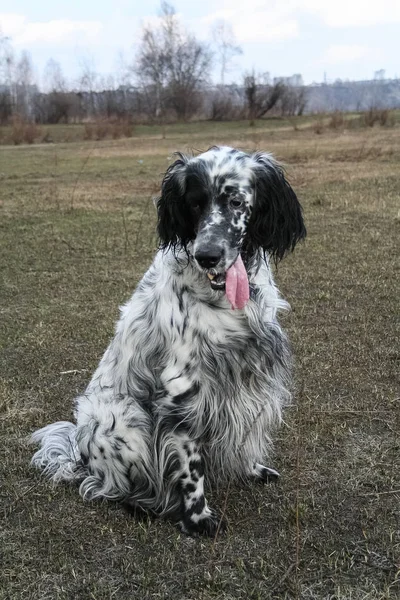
[31,146,305,535]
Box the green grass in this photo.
[1,120,399,599]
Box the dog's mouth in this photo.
[206,270,226,291]
[205,255,250,309]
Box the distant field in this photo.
[1,120,399,599]
[1,109,399,145]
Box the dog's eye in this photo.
[230,199,243,209]
[190,197,205,210]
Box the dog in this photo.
[31,146,306,536]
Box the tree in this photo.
[1,35,37,121]
[43,58,67,93]
[15,50,35,118]
[279,85,307,116]
[114,51,131,89]
[374,69,385,81]
[211,20,242,86]
[244,71,285,125]
[78,54,98,116]
[135,2,212,120]
[0,30,14,122]
[35,58,79,123]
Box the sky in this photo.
[0,0,399,88]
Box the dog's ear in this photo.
[246,152,306,261]
[157,155,192,250]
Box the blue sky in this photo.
[1,0,399,87]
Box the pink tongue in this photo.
[225,255,250,310]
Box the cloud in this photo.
[232,15,298,42]
[202,0,400,36]
[201,2,299,43]
[320,44,375,65]
[0,13,26,35]
[300,0,400,27]
[0,13,102,46]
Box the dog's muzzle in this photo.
[194,247,227,290]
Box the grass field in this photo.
[1,120,399,599]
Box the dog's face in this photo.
[157,146,306,290]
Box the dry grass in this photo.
[1,121,399,599]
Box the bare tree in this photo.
[279,85,307,116]
[0,30,14,122]
[135,2,212,121]
[78,54,98,117]
[244,71,285,125]
[0,36,37,121]
[15,50,35,118]
[211,20,242,86]
[43,58,67,93]
[136,15,170,118]
[114,51,132,89]
[34,58,80,123]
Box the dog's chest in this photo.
[166,292,250,347]
[159,293,255,397]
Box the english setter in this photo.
[31,146,306,536]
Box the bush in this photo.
[377,109,395,127]
[313,118,324,134]
[9,116,41,145]
[329,111,344,130]
[83,123,94,140]
[361,108,395,128]
[209,92,244,121]
[23,122,40,144]
[41,131,54,143]
[83,117,134,141]
[120,118,134,138]
[9,116,24,145]
[363,108,380,127]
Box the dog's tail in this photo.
[30,421,87,483]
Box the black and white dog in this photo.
[31,146,306,536]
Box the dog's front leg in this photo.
[174,435,225,536]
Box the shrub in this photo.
[377,109,395,127]
[23,122,40,144]
[313,118,324,134]
[83,123,95,140]
[83,117,134,141]
[329,111,344,130]
[9,116,24,145]
[121,118,134,138]
[209,92,244,121]
[8,116,41,145]
[94,118,110,140]
[363,108,379,127]
[41,131,54,143]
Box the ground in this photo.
[1,118,399,599]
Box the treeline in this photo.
[0,2,306,125]
[0,1,398,127]
[0,83,308,125]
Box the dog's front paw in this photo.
[253,463,280,483]
[179,506,226,537]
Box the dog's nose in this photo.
[195,249,222,269]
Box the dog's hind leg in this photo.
[75,394,156,506]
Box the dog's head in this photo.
[157,146,306,291]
